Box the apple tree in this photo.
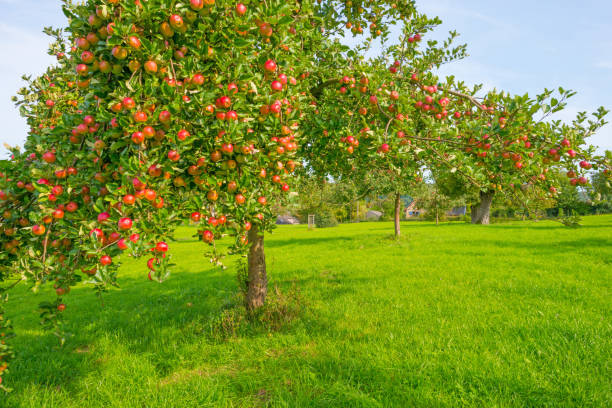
[429,88,610,224]
[0,0,427,388]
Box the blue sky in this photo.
[1,0,611,158]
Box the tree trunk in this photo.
[394,192,401,238]
[246,225,267,310]
[471,190,495,225]
[436,208,439,225]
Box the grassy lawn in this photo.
[3,216,612,407]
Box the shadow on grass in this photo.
[9,262,374,393]
[484,223,612,230]
[265,236,354,248]
[479,237,611,253]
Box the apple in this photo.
[144,60,158,73]
[190,0,204,10]
[168,150,180,161]
[42,151,56,163]
[144,189,156,201]
[159,110,172,123]
[271,80,283,92]
[264,59,277,72]
[207,190,219,201]
[100,255,112,266]
[236,3,247,15]
[202,230,214,243]
[128,35,141,49]
[32,224,46,236]
[118,217,133,230]
[133,111,148,122]
[132,131,145,144]
[222,143,234,154]
[155,241,168,252]
[169,14,184,29]
[97,212,110,223]
[177,129,190,141]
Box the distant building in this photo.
[276,215,301,225]
[404,200,423,218]
[366,210,383,221]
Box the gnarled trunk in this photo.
[246,225,267,310]
[471,190,495,225]
[394,192,401,238]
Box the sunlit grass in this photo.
[4,215,612,407]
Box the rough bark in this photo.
[471,190,495,224]
[246,225,267,310]
[394,192,401,238]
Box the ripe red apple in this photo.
[66,202,78,212]
[190,0,204,10]
[216,96,231,109]
[202,230,214,243]
[222,143,234,154]
[177,129,190,141]
[116,238,128,250]
[132,131,145,144]
[97,212,110,223]
[159,110,172,123]
[155,241,168,252]
[42,151,56,163]
[168,150,180,161]
[118,217,133,230]
[32,224,46,236]
[133,111,148,122]
[191,212,201,222]
[100,255,112,266]
[144,60,158,73]
[169,14,184,29]
[264,59,277,72]
[147,257,159,271]
[271,80,283,92]
[144,189,156,201]
[236,3,247,15]
[128,35,141,49]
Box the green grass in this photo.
[3,216,612,407]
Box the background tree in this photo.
[412,181,461,224]
[590,151,612,202]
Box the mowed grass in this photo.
[3,216,612,407]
